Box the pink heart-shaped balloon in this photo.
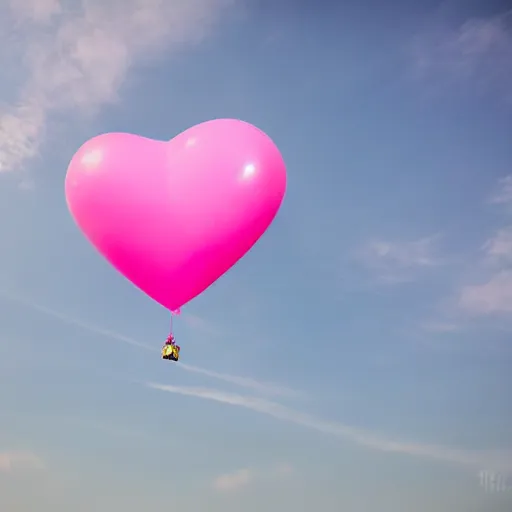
[65,119,287,310]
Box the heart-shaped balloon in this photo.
[65,119,287,310]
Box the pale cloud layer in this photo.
[413,175,512,329]
[358,235,443,283]
[213,468,253,492]
[147,383,512,473]
[213,463,293,492]
[411,10,512,102]
[0,0,235,173]
[482,226,512,265]
[455,176,512,317]
[421,321,461,333]
[490,175,512,207]
[459,271,512,315]
[0,451,44,472]
[8,0,61,22]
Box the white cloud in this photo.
[453,178,512,316]
[425,176,512,324]
[482,226,512,264]
[421,321,461,333]
[490,175,512,207]
[459,271,512,315]
[0,290,302,399]
[147,383,512,473]
[212,462,293,492]
[411,10,512,102]
[213,468,253,492]
[358,235,443,283]
[0,0,236,174]
[0,451,44,472]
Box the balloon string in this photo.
[169,313,173,335]
[169,308,180,335]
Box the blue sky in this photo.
[0,0,511,510]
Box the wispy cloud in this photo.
[212,463,293,492]
[421,321,461,333]
[458,271,512,315]
[182,313,222,338]
[357,234,443,284]
[273,462,293,476]
[147,383,512,473]
[411,10,512,102]
[0,0,235,174]
[213,468,253,492]
[0,290,301,399]
[454,177,512,317]
[482,226,512,265]
[420,176,512,326]
[0,451,44,472]
[179,363,303,399]
[489,175,512,207]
